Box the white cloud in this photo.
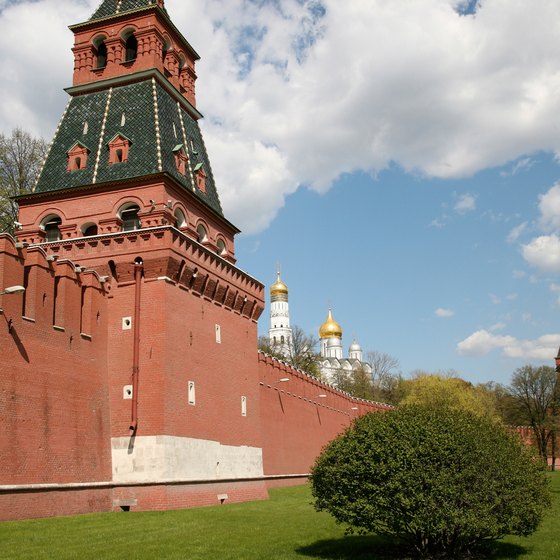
[489,293,501,305]
[5,0,560,233]
[507,222,527,243]
[538,183,560,232]
[457,329,560,360]
[430,216,448,229]
[522,235,560,272]
[500,157,535,177]
[454,194,477,214]
[489,322,506,332]
[435,307,455,318]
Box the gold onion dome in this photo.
[270,272,289,297]
[319,309,343,339]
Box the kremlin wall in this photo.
[0,233,389,521]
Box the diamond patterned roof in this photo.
[90,0,169,21]
[35,78,223,217]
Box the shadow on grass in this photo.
[296,536,529,559]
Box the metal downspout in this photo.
[129,260,143,435]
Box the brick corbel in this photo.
[16,228,46,245]
[98,217,123,234]
[59,223,79,240]
[138,207,175,229]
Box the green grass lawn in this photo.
[1,473,558,559]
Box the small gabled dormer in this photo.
[194,163,206,193]
[107,134,131,165]
[66,142,90,172]
[173,144,188,175]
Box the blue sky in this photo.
[2,0,560,384]
[240,153,560,384]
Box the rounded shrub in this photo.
[310,405,551,558]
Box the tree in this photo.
[367,351,399,385]
[286,325,320,376]
[310,405,551,558]
[510,365,560,469]
[258,325,321,378]
[482,381,527,426]
[0,128,48,235]
[400,373,500,421]
[348,364,376,400]
[258,335,285,361]
[365,350,402,403]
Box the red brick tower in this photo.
[13,0,266,511]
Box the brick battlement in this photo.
[258,351,393,414]
[0,233,108,336]
[26,226,264,323]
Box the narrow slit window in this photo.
[125,35,137,62]
[96,41,107,69]
[188,381,196,406]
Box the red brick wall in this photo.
[0,230,391,521]
[112,480,268,512]
[0,488,112,522]
[0,236,112,488]
[258,353,392,476]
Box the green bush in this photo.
[310,405,551,558]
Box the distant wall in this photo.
[258,352,392,480]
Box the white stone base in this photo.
[111,436,264,484]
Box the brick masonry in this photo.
[0,233,391,521]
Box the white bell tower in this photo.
[269,270,292,357]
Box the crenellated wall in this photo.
[258,352,392,485]
[0,233,392,520]
[0,234,113,519]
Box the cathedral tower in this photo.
[268,270,292,356]
[319,308,343,359]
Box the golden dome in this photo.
[270,272,288,297]
[319,309,343,339]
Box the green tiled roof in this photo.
[35,78,223,217]
[90,0,169,21]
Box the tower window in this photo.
[194,164,207,193]
[82,224,98,237]
[125,34,138,62]
[173,144,188,175]
[197,224,207,243]
[216,238,227,256]
[120,204,141,232]
[42,216,62,242]
[66,142,90,172]
[96,41,107,69]
[108,134,131,165]
[174,208,187,228]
